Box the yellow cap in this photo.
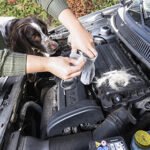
[134,130,150,148]
[95,141,101,148]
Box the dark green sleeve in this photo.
[37,0,68,18]
[0,49,27,76]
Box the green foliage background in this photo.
[93,0,118,10]
[0,0,48,20]
[0,0,118,26]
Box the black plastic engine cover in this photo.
[41,78,89,136]
[57,78,88,109]
[95,42,150,111]
[47,100,104,137]
[41,78,104,138]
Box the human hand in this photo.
[58,9,97,58]
[68,27,97,58]
[47,56,85,80]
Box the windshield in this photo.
[128,0,150,27]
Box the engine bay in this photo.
[0,1,150,150]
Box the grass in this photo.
[0,0,119,26]
[93,0,118,10]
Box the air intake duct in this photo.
[93,107,136,141]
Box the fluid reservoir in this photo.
[131,130,150,150]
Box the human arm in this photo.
[27,55,85,80]
[36,0,68,19]
[37,0,97,58]
[0,49,84,79]
[58,9,97,58]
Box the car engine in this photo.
[0,1,150,150]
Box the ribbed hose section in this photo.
[93,107,134,141]
[40,85,57,139]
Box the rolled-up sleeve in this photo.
[37,0,68,18]
[0,49,27,76]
